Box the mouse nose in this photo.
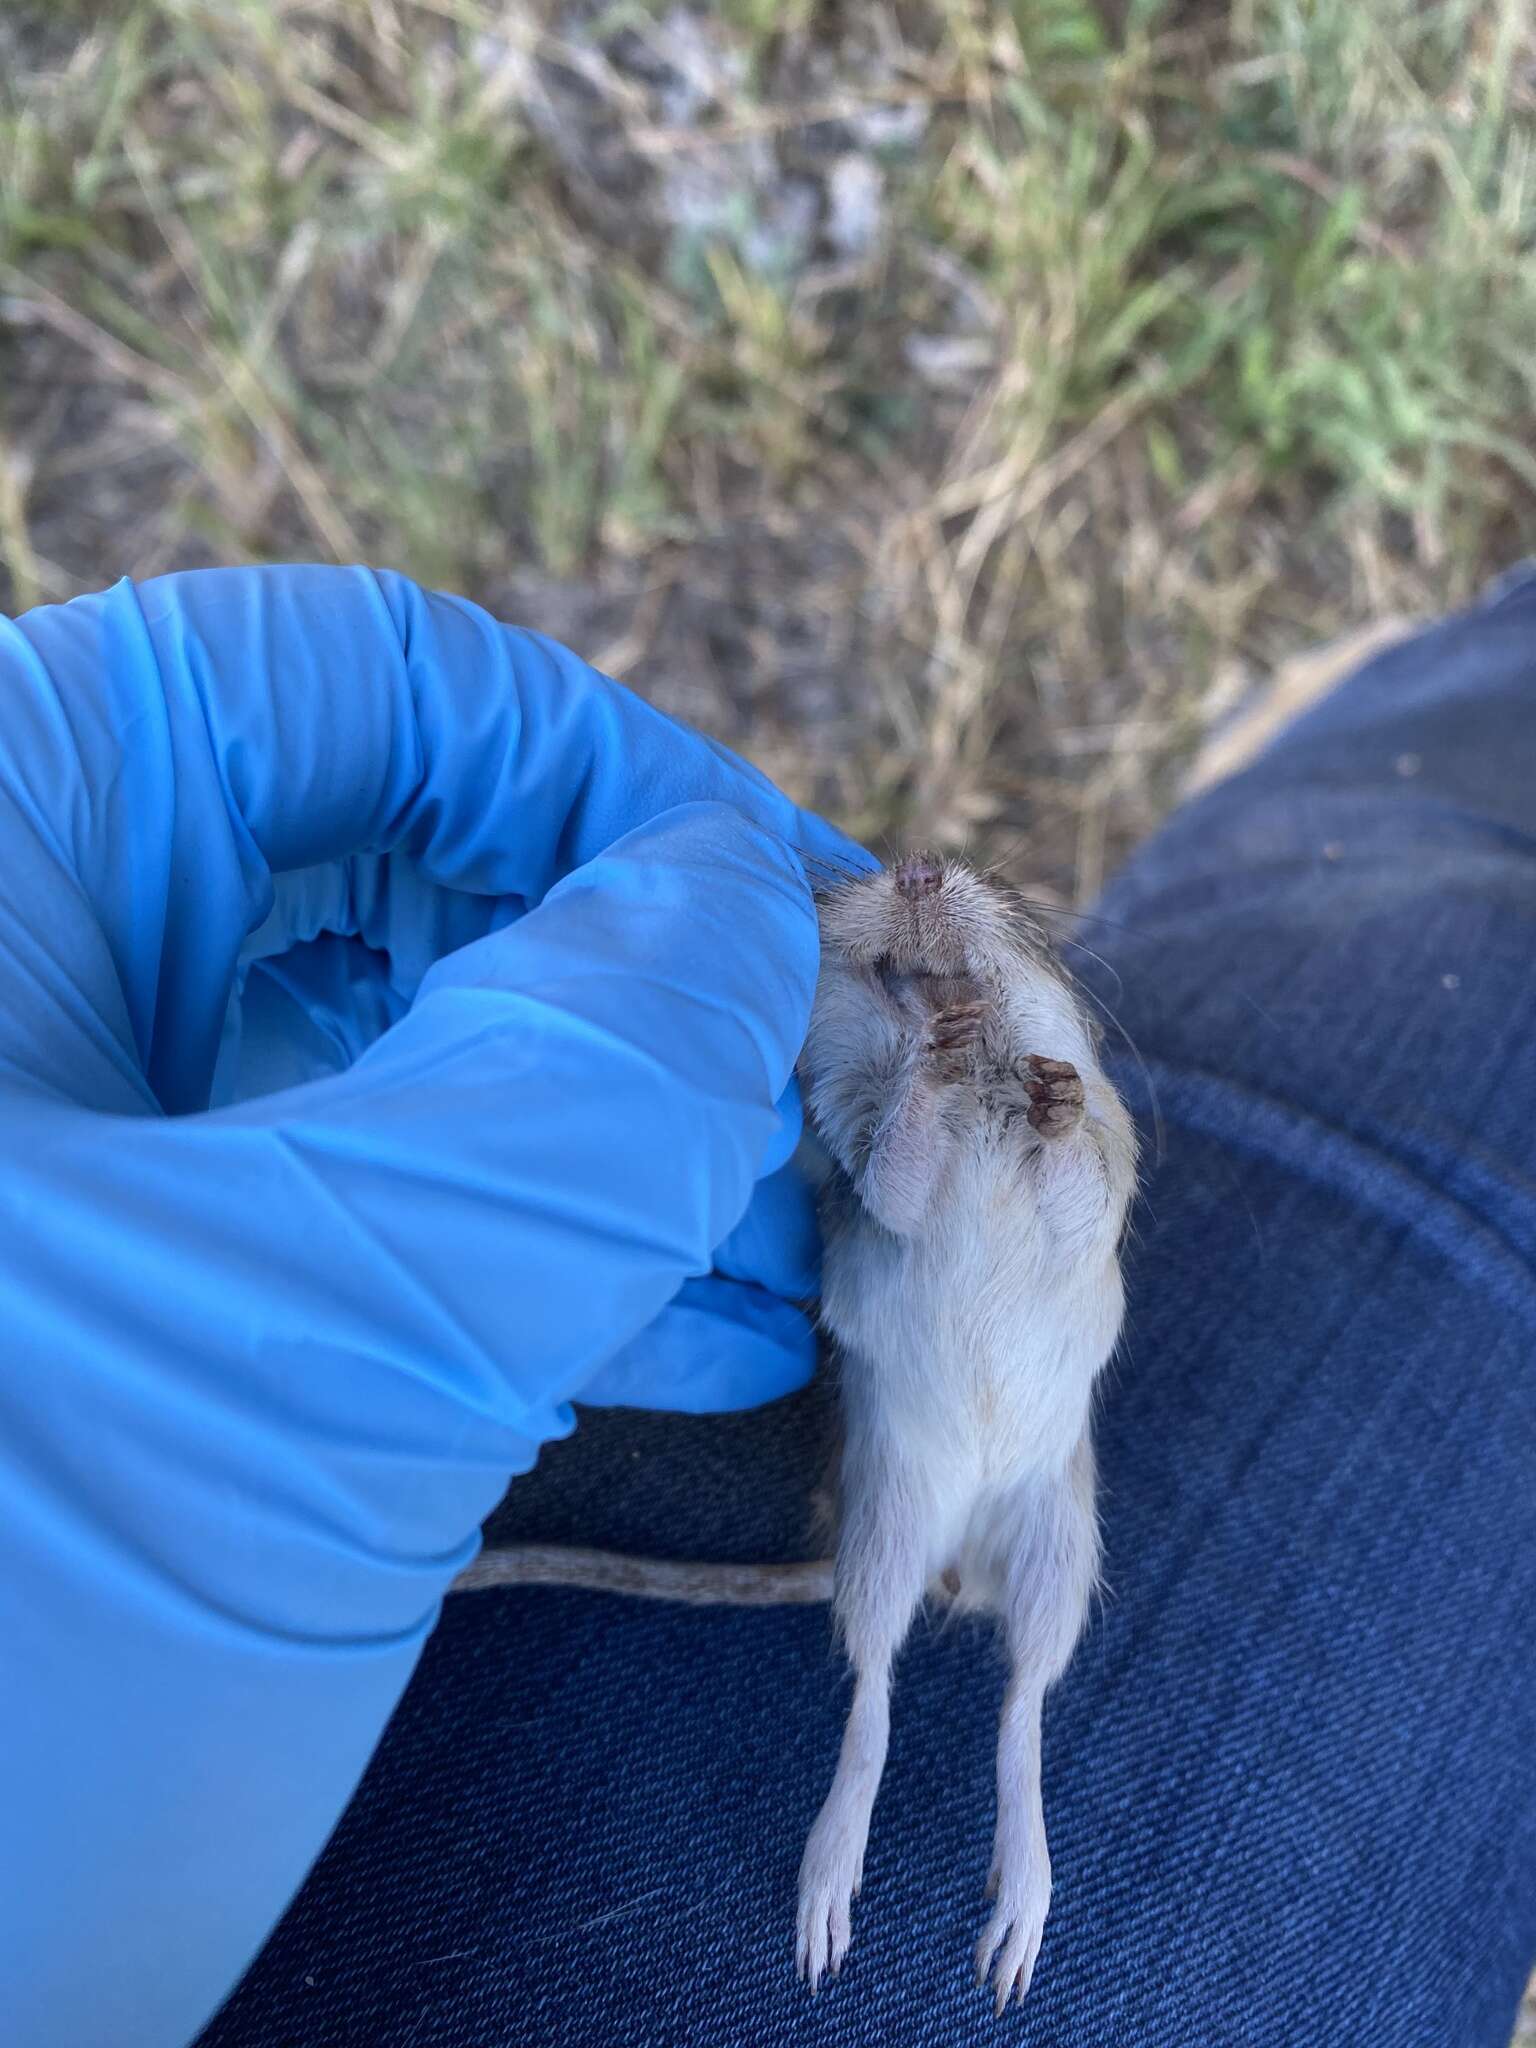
[894,853,943,899]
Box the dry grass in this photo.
[2,2,1534,2029]
[5,0,1535,899]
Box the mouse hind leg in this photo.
[976,1437,1099,2012]
[796,1446,932,1991]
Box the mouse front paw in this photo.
[926,980,986,1081]
[1021,1054,1084,1138]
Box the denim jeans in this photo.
[197,569,1536,2048]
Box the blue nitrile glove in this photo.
[0,565,873,2048]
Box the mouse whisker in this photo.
[800,856,863,895]
[1070,977,1165,1171]
[1053,935,1124,1004]
[799,838,869,873]
[979,875,1145,946]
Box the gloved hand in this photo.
[0,565,871,2048]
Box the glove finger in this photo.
[0,569,870,1115]
[4,797,821,1633]
[711,1154,823,1304]
[240,855,519,999]
[579,1276,816,1413]
[760,1073,804,1174]
[212,933,412,1106]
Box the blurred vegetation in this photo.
[2,0,1535,900]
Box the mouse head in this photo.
[815,850,1052,983]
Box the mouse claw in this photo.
[1021,1053,1084,1138]
[976,1849,1050,2014]
[930,1001,985,1047]
[928,996,987,1080]
[797,1822,857,1994]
